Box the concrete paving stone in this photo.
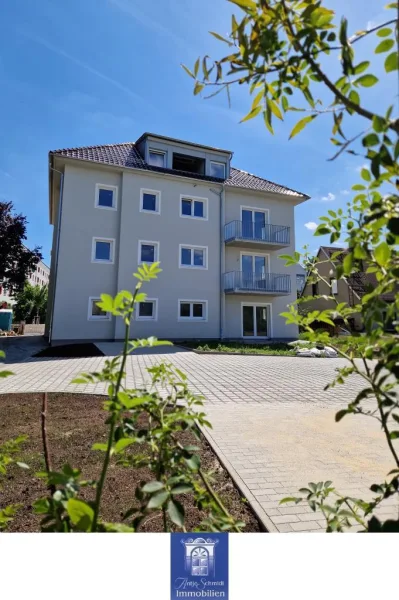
[291,521,323,532]
[1,338,398,534]
[271,515,300,524]
[298,512,326,522]
[277,506,313,515]
[276,524,294,533]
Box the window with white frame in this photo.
[140,189,161,214]
[92,238,114,263]
[180,195,207,219]
[88,297,110,321]
[138,240,159,264]
[209,161,226,179]
[178,300,207,321]
[179,245,207,269]
[148,150,166,168]
[136,298,158,321]
[95,184,118,210]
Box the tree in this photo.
[184,0,399,531]
[0,201,42,294]
[13,283,48,324]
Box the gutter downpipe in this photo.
[210,184,225,340]
[48,164,64,344]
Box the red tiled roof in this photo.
[50,142,308,198]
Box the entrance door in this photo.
[242,209,268,240]
[242,305,269,337]
[241,253,268,290]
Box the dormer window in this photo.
[210,161,226,179]
[172,153,205,175]
[148,150,166,168]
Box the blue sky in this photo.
[0,0,394,264]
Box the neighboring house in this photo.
[0,255,49,307]
[45,132,309,344]
[28,259,50,288]
[302,246,396,332]
[296,264,306,297]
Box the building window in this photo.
[95,184,118,210]
[140,189,161,214]
[136,299,158,321]
[148,150,166,168]
[138,240,159,264]
[88,297,111,321]
[173,153,205,174]
[178,300,208,321]
[330,278,338,295]
[312,282,319,296]
[179,245,207,269]
[210,161,226,179]
[180,195,208,220]
[92,238,114,263]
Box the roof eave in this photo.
[226,182,309,202]
[135,132,233,157]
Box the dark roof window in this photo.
[172,153,205,175]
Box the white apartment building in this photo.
[0,257,50,306]
[28,260,50,288]
[46,132,309,343]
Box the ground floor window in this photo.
[136,299,158,321]
[178,300,207,321]
[88,297,110,321]
[242,304,270,337]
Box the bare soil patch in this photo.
[0,392,261,532]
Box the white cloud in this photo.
[356,163,368,173]
[321,192,336,202]
[305,222,318,231]
[341,189,350,195]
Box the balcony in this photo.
[224,271,292,295]
[224,220,290,249]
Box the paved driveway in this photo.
[0,339,397,532]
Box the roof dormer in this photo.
[135,132,232,180]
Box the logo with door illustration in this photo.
[171,533,228,599]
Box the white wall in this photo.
[51,163,221,341]
[223,188,298,339]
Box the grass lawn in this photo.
[183,341,295,356]
[0,392,261,532]
[182,336,370,357]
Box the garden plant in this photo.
[184,0,399,531]
[0,263,243,532]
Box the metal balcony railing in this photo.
[224,271,292,294]
[224,221,290,245]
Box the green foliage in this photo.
[13,282,48,323]
[188,0,399,532]
[0,201,42,294]
[31,263,243,533]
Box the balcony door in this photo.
[241,253,269,290]
[242,208,268,240]
[242,304,269,338]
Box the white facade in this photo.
[46,134,309,343]
[28,260,50,288]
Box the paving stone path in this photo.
[0,338,397,532]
